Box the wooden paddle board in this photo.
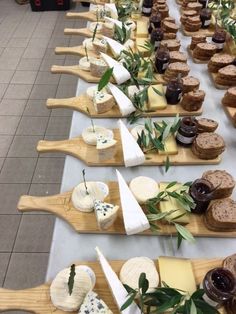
[36,129,221,167]
[66,11,99,22]
[55,45,99,58]
[46,94,203,118]
[0,258,226,314]
[187,46,211,64]
[17,183,235,237]
[182,25,215,37]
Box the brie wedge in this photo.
[104,17,128,30]
[79,291,113,314]
[108,83,135,116]
[129,176,159,204]
[94,199,119,230]
[105,3,118,19]
[120,257,159,291]
[79,56,93,72]
[100,53,131,84]
[118,120,145,167]
[103,36,125,57]
[96,247,141,314]
[116,170,150,235]
[71,181,109,212]
[82,125,113,146]
[93,91,116,113]
[50,266,95,312]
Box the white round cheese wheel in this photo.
[76,265,96,287]
[86,86,109,100]
[89,22,103,33]
[125,20,136,30]
[91,4,103,13]
[124,39,135,50]
[79,56,93,71]
[129,176,159,204]
[83,38,95,51]
[71,181,109,212]
[82,125,113,146]
[120,257,159,291]
[50,266,94,312]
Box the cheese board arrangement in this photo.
[222,86,236,127]
[36,116,225,167]
[0,248,235,313]
[17,167,236,246]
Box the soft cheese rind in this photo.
[82,125,113,146]
[108,83,135,116]
[129,176,159,204]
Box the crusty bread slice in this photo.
[205,198,236,231]
[223,253,236,278]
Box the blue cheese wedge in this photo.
[86,85,109,100]
[108,83,135,116]
[118,119,145,167]
[96,135,117,161]
[101,53,131,84]
[93,91,116,113]
[116,170,150,235]
[93,38,108,53]
[90,58,108,77]
[94,200,119,230]
[82,125,113,146]
[79,291,113,314]
[96,247,141,314]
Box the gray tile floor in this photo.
[0,0,86,304]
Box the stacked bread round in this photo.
[162,20,179,33]
[182,0,197,9]
[225,298,236,314]
[202,170,235,199]
[184,16,201,32]
[215,65,236,86]
[223,253,236,278]
[169,51,187,63]
[222,87,236,107]
[190,35,206,50]
[181,89,205,111]
[191,132,225,159]
[159,6,169,18]
[208,53,235,73]
[163,32,177,40]
[196,118,218,133]
[186,2,202,13]
[182,76,200,93]
[160,39,181,51]
[181,10,198,25]
[193,43,217,61]
[163,62,190,81]
[205,198,236,231]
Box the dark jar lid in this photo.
[179,117,197,132]
[189,179,214,203]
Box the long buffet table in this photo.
[46,0,236,281]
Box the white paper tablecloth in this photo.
[46,0,236,280]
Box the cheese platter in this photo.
[17,166,236,238]
[0,254,231,314]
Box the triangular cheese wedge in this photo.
[104,17,130,31]
[105,3,118,19]
[79,291,113,314]
[96,247,142,314]
[100,53,131,84]
[116,169,150,235]
[108,83,135,116]
[118,119,145,167]
[103,36,126,57]
[94,200,119,230]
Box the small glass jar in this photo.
[202,268,236,308]
[148,13,162,33]
[200,8,212,28]
[150,28,164,50]
[176,117,198,146]
[212,29,226,51]
[189,179,214,214]
[199,0,207,8]
[142,0,153,17]
[155,45,170,73]
[165,77,183,104]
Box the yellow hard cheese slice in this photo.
[147,85,167,110]
[158,257,196,295]
[159,134,178,155]
[136,20,148,38]
[136,38,150,57]
[159,182,190,224]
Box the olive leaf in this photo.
[98,67,113,91]
[68,264,76,295]
[82,169,89,195]
[92,23,98,42]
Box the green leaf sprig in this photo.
[146,181,196,248]
[82,169,89,195]
[68,264,76,296]
[98,67,113,91]
[121,273,220,314]
[114,23,131,44]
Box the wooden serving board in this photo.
[0,258,225,314]
[55,45,99,58]
[66,11,98,22]
[73,0,109,4]
[182,25,215,37]
[46,94,203,118]
[17,183,235,237]
[222,103,236,127]
[51,65,166,85]
[36,130,221,167]
[210,72,235,90]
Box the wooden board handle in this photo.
[64,28,80,35]
[47,97,78,109]
[51,65,79,75]
[55,46,75,55]
[37,139,68,153]
[66,12,86,19]
[0,286,46,312]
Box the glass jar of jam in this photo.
[150,28,164,50]
[212,28,226,51]
[199,0,207,8]
[200,8,212,28]
[148,12,162,33]
[202,268,236,308]
[165,76,183,104]
[142,0,153,17]
[176,117,197,146]
[189,179,214,214]
[155,45,170,73]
